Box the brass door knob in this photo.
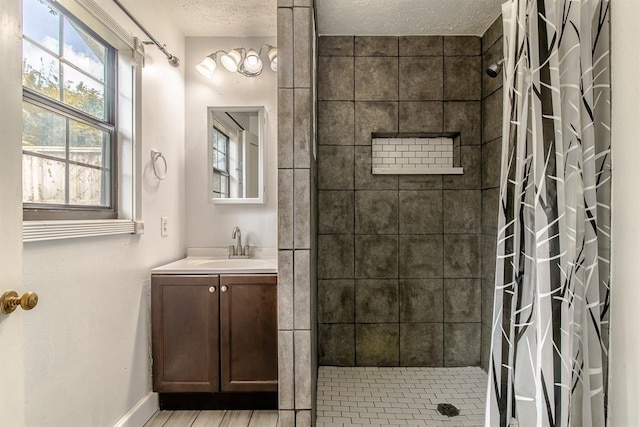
[1,290,39,314]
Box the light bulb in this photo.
[267,47,278,72]
[221,49,242,73]
[195,56,216,79]
[243,49,263,74]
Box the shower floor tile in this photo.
[316,366,487,427]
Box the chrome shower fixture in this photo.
[486,59,505,78]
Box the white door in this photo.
[0,0,26,424]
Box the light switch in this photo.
[161,217,168,237]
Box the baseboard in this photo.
[159,392,277,410]
[114,392,159,427]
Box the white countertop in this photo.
[151,247,278,274]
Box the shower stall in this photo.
[277,1,611,425]
[312,25,505,426]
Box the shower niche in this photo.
[371,133,463,175]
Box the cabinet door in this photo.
[220,274,278,392]
[152,275,219,392]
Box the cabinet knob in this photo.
[209,286,216,293]
[221,285,228,293]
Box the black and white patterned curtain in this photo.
[486,0,611,426]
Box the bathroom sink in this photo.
[191,258,274,269]
[151,256,277,274]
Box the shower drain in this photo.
[437,403,460,417]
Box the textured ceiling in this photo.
[151,0,277,37]
[316,0,503,36]
[149,0,501,38]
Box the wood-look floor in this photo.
[144,410,278,427]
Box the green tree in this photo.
[22,63,106,149]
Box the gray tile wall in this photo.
[317,36,483,368]
[480,16,504,372]
[278,1,318,425]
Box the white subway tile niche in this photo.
[371,136,464,175]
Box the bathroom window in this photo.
[211,127,230,198]
[21,0,117,220]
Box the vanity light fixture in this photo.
[195,55,217,79]
[221,49,243,73]
[196,45,278,79]
[267,47,278,72]
[243,49,262,74]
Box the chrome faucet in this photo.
[232,226,242,254]
[229,226,250,258]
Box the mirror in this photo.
[207,106,265,204]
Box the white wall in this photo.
[21,1,186,425]
[185,37,278,249]
[609,0,640,424]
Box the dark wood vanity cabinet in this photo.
[151,275,220,392]
[151,273,277,394]
[220,274,278,392]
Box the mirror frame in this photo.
[207,106,266,204]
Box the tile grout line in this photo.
[479,39,485,366]
[441,45,446,368]
[352,37,357,367]
[396,35,401,368]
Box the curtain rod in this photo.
[111,0,180,67]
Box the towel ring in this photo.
[151,150,167,180]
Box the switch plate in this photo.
[161,217,168,237]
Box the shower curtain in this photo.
[486,1,610,426]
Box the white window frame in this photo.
[211,126,231,199]
[22,0,144,242]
